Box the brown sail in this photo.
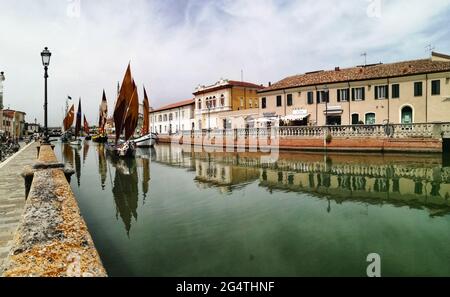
[142,86,150,135]
[63,104,75,131]
[113,64,134,143]
[123,81,139,141]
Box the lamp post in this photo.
[40,47,51,144]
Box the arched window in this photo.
[169,113,173,121]
[163,114,167,122]
[198,99,202,110]
[220,94,225,106]
[401,106,413,124]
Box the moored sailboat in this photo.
[134,86,157,147]
[93,90,109,143]
[61,104,75,142]
[70,98,82,146]
[107,64,139,157]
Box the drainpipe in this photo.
[348,82,351,124]
[315,86,318,125]
[425,74,428,123]
[387,78,390,124]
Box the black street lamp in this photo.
[41,47,51,144]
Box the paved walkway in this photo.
[0,141,37,270]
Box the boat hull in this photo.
[134,133,157,147]
[70,139,82,146]
[92,134,108,143]
[106,141,136,158]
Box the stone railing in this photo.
[2,144,107,277]
[179,122,449,140]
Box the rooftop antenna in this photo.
[361,52,367,66]
[426,44,435,57]
[241,69,244,82]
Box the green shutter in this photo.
[337,90,341,102]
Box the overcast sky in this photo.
[0,0,449,126]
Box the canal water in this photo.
[55,141,450,277]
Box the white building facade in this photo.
[150,99,195,135]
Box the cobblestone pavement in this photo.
[0,142,37,271]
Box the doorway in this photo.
[401,106,413,124]
[326,116,341,126]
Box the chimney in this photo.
[268,82,272,87]
[335,67,340,71]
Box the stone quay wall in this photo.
[2,144,106,277]
[156,123,449,153]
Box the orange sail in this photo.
[142,86,150,135]
[113,64,134,143]
[123,80,139,141]
[63,104,75,131]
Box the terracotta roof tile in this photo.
[150,98,194,113]
[260,57,450,93]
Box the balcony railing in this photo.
[177,123,450,140]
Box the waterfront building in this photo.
[150,98,195,135]
[258,52,450,126]
[26,123,40,135]
[0,109,26,138]
[193,79,264,130]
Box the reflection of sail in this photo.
[62,144,74,167]
[111,157,139,235]
[83,141,90,164]
[98,144,107,190]
[74,148,81,187]
[142,157,150,201]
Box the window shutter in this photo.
[316,91,320,103]
[362,87,365,100]
[386,85,389,99]
[337,90,341,102]
[352,88,355,101]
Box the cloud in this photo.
[0,0,449,126]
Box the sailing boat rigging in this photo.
[93,90,108,143]
[107,64,139,157]
[70,98,82,146]
[134,86,157,147]
[61,103,75,143]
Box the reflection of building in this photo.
[193,79,264,130]
[150,99,195,135]
[258,52,450,126]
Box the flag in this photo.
[68,95,72,100]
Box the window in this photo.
[431,80,440,95]
[414,82,423,97]
[316,90,329,103]
[307,92,314,105]
[276,95,282,107]
[220,94,225,106]
[287,94,293,106]
[392,84,400,98]
[351,114,360,125]
[262,97,267,109]
[254,99,258,108]
[375,85,389,99]
[249,99,252,108]
[198,100,202,109]
[352,87,365,101]
[163,114,167,121]
[240,98,244,107]
[158,115,162,122]
[365,113,376,125]
[169,113,173,121]
[337,89,350,102]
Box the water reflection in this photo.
[97,144,108,190]
[151,145,450,217]
[108,155,139,236]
